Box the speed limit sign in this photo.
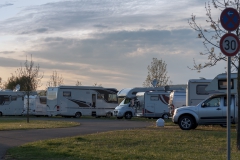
[220,33,240,57]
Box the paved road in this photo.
[0,117,153,159]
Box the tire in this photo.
[178,116,194,130]
[125,112,132,119]
[117,117,123,119]
[0,112,2,116]
[75,112,81,118]
[220,124,227,128]
[162,114,169,119]
[106,112,112,118]
[191,123,198,129]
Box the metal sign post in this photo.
[220,7,240,160]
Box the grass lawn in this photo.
[5,123,240,160]
[0,119,80,130]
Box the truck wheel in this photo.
[162,114,169,119]
[191,123,198,129]
[75,112,81,118]
[179,116,194,130]
[125,112,132,119]
[0,112,2,116]
[117,117,123,119]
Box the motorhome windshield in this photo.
[120,98,131,105]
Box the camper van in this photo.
[168,90,186,116]
[23,95,47,116]
[172,73,238,130]
[114,90,170,119]
[137,91,170,119]
[186,78,212,106]
[0,90,25,116]
[46,86,118,117]
[113,85,186,119]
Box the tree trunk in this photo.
[27,92,29,123]
[237,58,240,150]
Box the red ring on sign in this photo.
[220,33,240,57]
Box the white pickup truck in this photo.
[172,94,238,130]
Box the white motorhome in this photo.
[0,90,25,116]
[168,90,186,116]
[113,85,186,119]
[186,78,212,106]
[46,86,118,117]
[136,91,170,119]
[22,95,47,116]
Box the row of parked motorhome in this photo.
[0,73,237,125]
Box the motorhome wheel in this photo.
[162,114,169,119]
[117,117,123,119]
[178,115,193,130]
[75,112,81,118]
[106,112,112,118]
[124,112,132,119]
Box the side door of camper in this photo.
[47,87,59,116]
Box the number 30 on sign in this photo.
[220,33,240,57]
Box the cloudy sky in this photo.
[0,0,227,90]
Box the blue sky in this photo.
[0,0,227,90]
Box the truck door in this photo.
[222,96,234,123]
[198,96,223,124]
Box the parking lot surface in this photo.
[0,117,153,159]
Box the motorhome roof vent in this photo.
[199,77,206,80]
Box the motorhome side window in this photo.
[196,85,209,95]
[218,79,233,90]
[11,96,17,101]
[63,91,71,97]
[150,96,158,101]
[40,97,47,104]
[97,94,104,99]
[108,94,117,102]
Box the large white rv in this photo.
[186,78,212,106]
[0,90,25,116]
[46,86,118,117]
[136,91,170,119]
[117,85,187,104]
[113,85,186,119]
[22,95,47,116]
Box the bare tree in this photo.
[46,71,64,88]
[143,58,171,87]
[16,56,43,123]
[76,80,82,86]
[188,0,240,150]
